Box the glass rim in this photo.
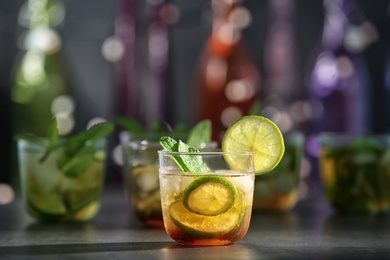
[17,137,106,151]
[320,132,390,140]
[120,131,220,150]
[128,139,161,146]
[284,131,305,145]
[320,132,390,137]
[320,132,390,147]
[158,150,254,156]
[119,130,188,142]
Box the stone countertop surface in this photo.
[1,185,390,259]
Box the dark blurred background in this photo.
[1,0,390,195]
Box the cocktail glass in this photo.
[158,150,255,246]
[17,138,107,222]
[320,133,390,215]
[253,132,304,211]
[120,132,165,228]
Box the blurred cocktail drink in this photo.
[253,133,303,211]
[121,132,165,227]
[18,139,107,222]
[320,134,390,215]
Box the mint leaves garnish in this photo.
[116,117,212,149]
[116,116,188,139]
[160,136,210,173]
[15,119,114,178]
[116,117,213,173]
[187,119,211,149]
[115,117,144,135]
[159,119,213,173]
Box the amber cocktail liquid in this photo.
[159,151,255,246]
[121,132,164,228]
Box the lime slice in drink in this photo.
[182,176,236,216]
[63,187,100,213]
[27,174,66,219]
[62,161,104,220]
[169,189,245,237]
[72,201,100,221]
[222,115,285,175]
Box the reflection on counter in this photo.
[161,243,257,260]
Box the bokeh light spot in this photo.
[0,184,15,205]
[314,53,338,89]
[205,57,227,91]
[299,156,311,179]
[102,36,125,62]
[218,22,241,46]
[51,95,75,116]
[159,3,181,25]
[290,100,312,123]
[87,117,107,130]
[225,79,256,103]
[221,106,243,128]
[56,113,75,136]
[336,56,354,79]
[272,111,293,133]
[112,144,123,166]
[229,7,252,29]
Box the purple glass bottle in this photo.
[306,0,372,180]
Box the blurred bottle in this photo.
[305,0,372,179]
[262,0,313,200]
[11,0,75,137]
[262,0,306,134]
[108,0,178,183]
[113,0,137,122]
[113,0,173,130]
[196,0,261,143]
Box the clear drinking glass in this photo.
[159,150,255,246]
[253,132,304,211]
[320,133,390,215]
[17,138,107,222]
[120,132,164,228]
[120,131,216,228]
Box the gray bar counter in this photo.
[1,186,390,259]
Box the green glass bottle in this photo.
[11,0,75,137]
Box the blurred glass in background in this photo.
[253,132,304,211]
[320,133,390,215]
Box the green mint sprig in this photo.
[160,136,210,173]
[116,117,213,173]
[186,119,211,149]
[115,116,188,137]
[15,119,114,177]
[115,117,144,135]
[159,119,213,173]
[248,101,262,116]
